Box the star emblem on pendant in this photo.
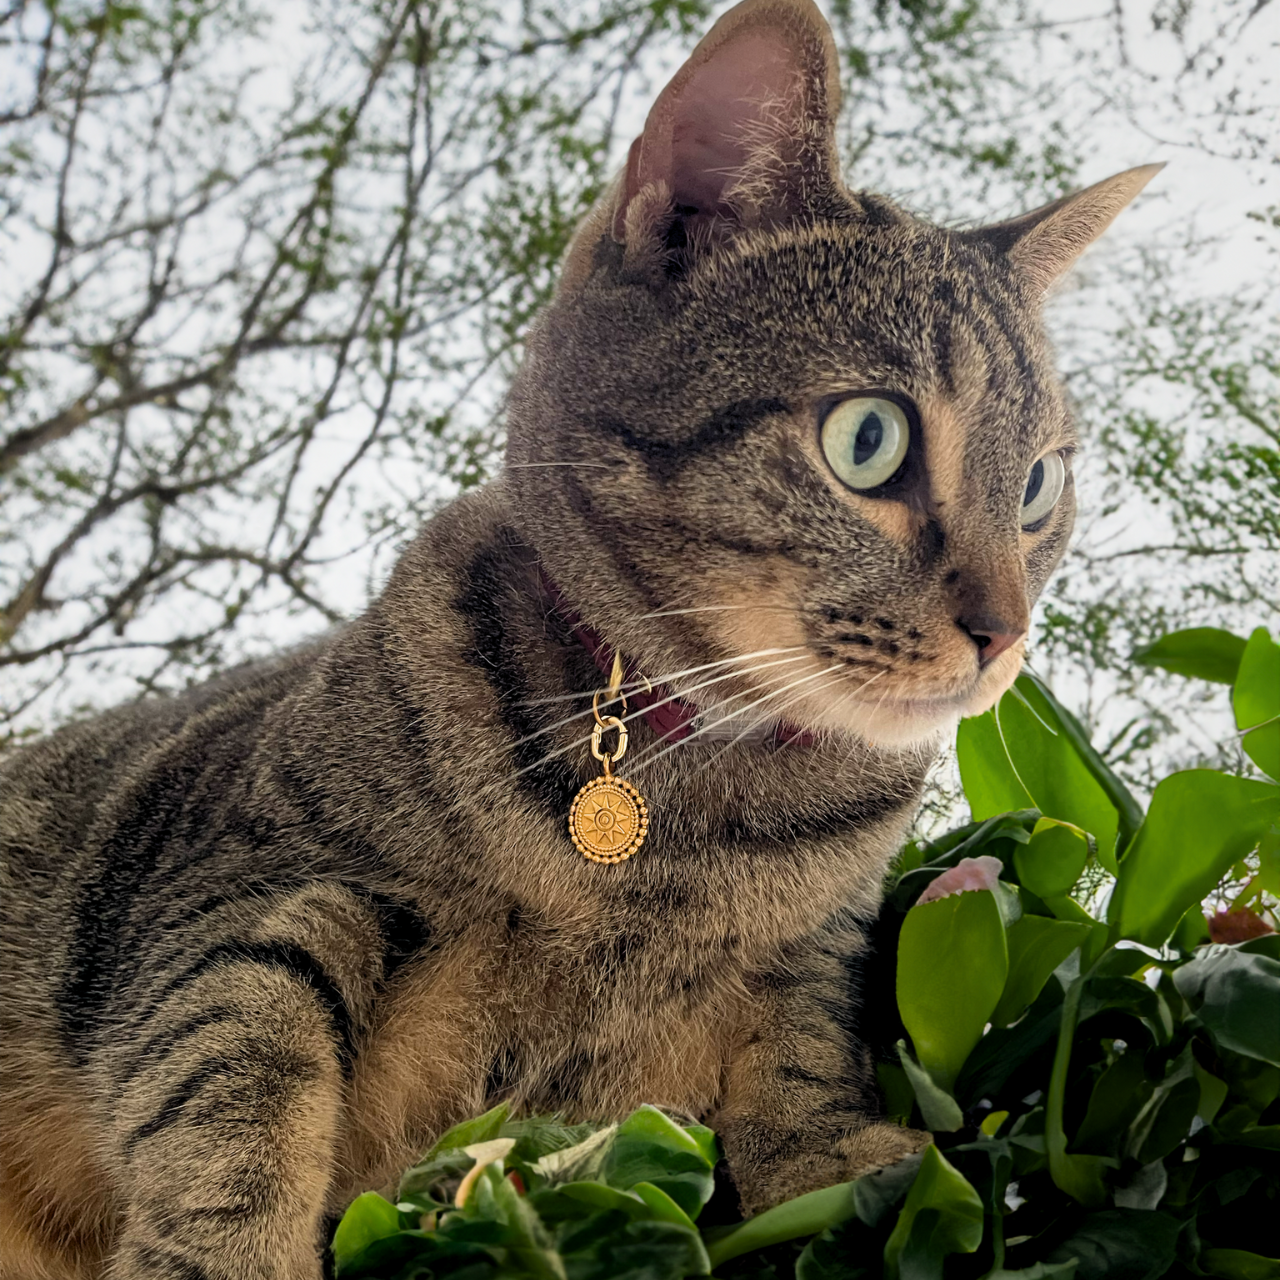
[568,776,649,864]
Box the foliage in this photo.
[1042,269,1280,793]
[329,625,1280,1277]
[1,0,716,733]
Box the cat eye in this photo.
[821,397,911,491]
[1021,452,1066,528]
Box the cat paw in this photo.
[733,1123,932,1217]
[836,1120,932,1180]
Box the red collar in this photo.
[540,569,814,748]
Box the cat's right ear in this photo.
[608,0,844,279]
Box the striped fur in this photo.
[0,2,1155,1275]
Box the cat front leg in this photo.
[712,911,929,1216]
[100,883,406,1279]
[107,969,343,1279]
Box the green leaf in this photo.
[1018,671,1146,852]
[1014,819,1091,899]
[1072,1049,1153,1156]
[1046,1209,1180,1280]
[914,812,1040,866]
[454,1169,566,1278]
[1133,627,1247,684]
[1256,823,1280,898]
[1200,1249,1280,1280]
[681,1125,720,1169]
[1219,1055,1280,1114]
[980,1110,1009,1137]
[333,1230,483,1279]
[561,1217,709,1280]
[397,1147,478,1206]
[429,1103,511,1156]
[897,889,1009,1092]
[1108,772,1280,948]
[957,706,1034,817]
[532,1126,617,1186]
[1039,892,1096,926]
[503,1116,598,1172]
[630,1183,698,1232]
[1174,947,1280,1066]
[611,1106,705,1162]
[992,915,1092,1029]
[882,1145,984,1280]
[890,811,1037,911]
[1239,931,1280,961]
[604,1106,715,1220]
[852,1153,927,1227]
[331,1192,405,1275]
[1172,905,1211,953]
[877,1061,916,1126]
[1229,1125,1280,1150]
[1046,974,1115,1208]
[1234,627,1280,780]
[1125,1044,1201,1164]
[1192,1059,1230,1124]
[797,1223,879,1280]
[957,681,1122,869]
[556,1181,649,1217]
[955,979,1064,1106]
[896,1041,965,1132]
[704,1179,860,1268]
[947,1134,1013,1220]
[1114,1159,1168,1213]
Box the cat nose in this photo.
[956,612,1025,668]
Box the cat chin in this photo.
[814,673,1019,749]
[836,699,964,750]
[827,653,1027,748]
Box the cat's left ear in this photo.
[970,164,1165,294]
[610,0,843,259]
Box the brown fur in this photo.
[0,2,1157,1275]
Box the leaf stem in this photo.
[1045,955,1114,1208]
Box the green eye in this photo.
[821,397,910,491]
[1021,452,1066,528]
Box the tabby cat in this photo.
[0,1,1158,1275]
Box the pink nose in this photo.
[957,614,1025,668]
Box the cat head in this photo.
[506,0,1158,749]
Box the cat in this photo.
[0,0,1158,1276]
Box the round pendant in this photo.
[568,774,649,864]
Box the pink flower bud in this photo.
[917,855,1005,904]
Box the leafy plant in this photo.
[329,626,1280,1278]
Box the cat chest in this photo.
[341,914,738,1190]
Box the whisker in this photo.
[832,671,896,774]
[629,664,844,776]
[493,654,811,780]
[505,461,614,469]
[499,652,808,759]
[636,604,798,620]
[693,670,851,775]
[518,647,805,708]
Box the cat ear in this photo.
[611,0,842,253]
[971,164,1164,294]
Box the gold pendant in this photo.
[569,666,649,864]
[570,772,649,864]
